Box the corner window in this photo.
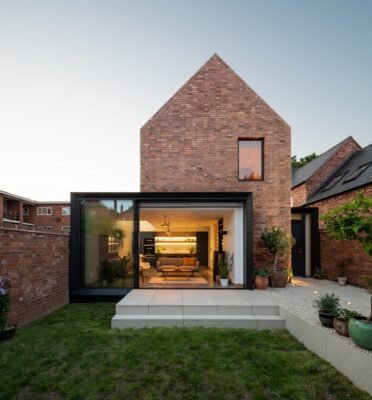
[238,139,263,180]
[37,207,52,215]
[62,206,70,216]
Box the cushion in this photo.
[183,257,197,266]
[158,257,177,266]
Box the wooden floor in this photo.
[140,267,243,289]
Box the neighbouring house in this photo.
[291,137,372,286]
[69,54,292,300]
[0,190,70,233]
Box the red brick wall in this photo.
[0,227,69,326]
[312,185,372,287]
[140,54,291,269]
[291,183,307,207]
[25,203,70,233]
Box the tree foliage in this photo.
[261,227,295,272]
[321,192,372,256]
[291,153,317,167]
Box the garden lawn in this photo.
[0,303,371,400]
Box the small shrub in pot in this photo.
[0,278,16,341]
[333,308,363,337]
[313,293,340,328]
[254,268,269,290]
[336,258,352,286]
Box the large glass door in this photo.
[80,198,137,288]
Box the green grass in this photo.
[0,303,370,400]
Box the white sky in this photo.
[1,1,371,201]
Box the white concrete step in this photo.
[115,303,280,316]
[111,314,285,329]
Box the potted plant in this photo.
[349,296,372,350]
[219,255,233,287]
[336,258,352,286]
[261,226,295,288]
[0,278,16,341]
[254,268,269,290]
[363,276,372,294]
[333,308,363,337]
[322,192,372,349]
[313,268,323,279]
[313,293,340,328]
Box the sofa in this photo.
[156,257,200,272]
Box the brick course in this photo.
[0,227,69,325]
[140,54,291,269]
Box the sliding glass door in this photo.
[80,199,136,288]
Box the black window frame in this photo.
[321,172,348,192]
[69,192,254,301]
[344,162,371,183]
[238,138,264,181]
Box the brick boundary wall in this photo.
[0,227,69,326]
[311,185,372,287]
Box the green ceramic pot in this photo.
[348,318,372,350]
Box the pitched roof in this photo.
[306,143,372,204]
[142,53,289,130]
[291,136,355,188]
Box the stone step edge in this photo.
[112,314,284,321]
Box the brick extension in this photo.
[141,54,292,269]
[0,227,69,326]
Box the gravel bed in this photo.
[262,278,372,357]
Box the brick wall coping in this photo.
[0,226,69,237]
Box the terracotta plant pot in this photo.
[318,311,335,328]
[349,318,372,350]
[333,318,349,336]
[255,275,269,290]
[270,270,288,288]
[0,325,17,341]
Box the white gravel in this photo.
[261,277,372,356]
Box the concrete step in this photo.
[115,303,280,316]
[111,314,285,329]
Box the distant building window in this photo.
[23,207,29,216]
[322,172,347,192]
[37,207,52,215]
[38,226,52,231]
[344,163,371,183]
[238,139,263,180]
[62,206,70,216]
[62,226,70,233]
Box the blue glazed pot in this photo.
[348,318,372,350]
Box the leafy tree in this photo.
[291,153,317,167]
[321,192,372,256]
[261,227,295,273]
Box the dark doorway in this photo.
[291,219,305,276]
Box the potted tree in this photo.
[0,278,16,341]
[322,192,372,349]
[313,293,340,328]
[333,308,363,337]
[261,226,295,288]
[219,255,233,287]
[254,268,269,290]
[336,258,352,286]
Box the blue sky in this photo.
[0,0,371,200]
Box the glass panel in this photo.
[81,199,134,288]
[239,140,262,180]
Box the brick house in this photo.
[69,54,292,300]
[291,138,372,286]
[0,190,70,233]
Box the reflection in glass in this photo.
[239,140,263,180]
[81,199,134,288]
